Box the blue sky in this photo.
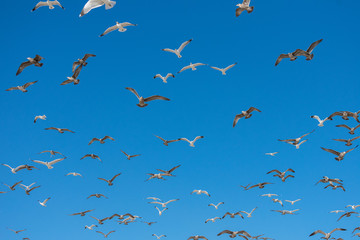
[1,0,360,239]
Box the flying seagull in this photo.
[275,50,302,66]
[6,81,38,92]
[72,54,96,72]
[87,194,108,199]
[20,185,40,195]
[100,22,137,36]
[155,135,181,146]
[142,221,157,226]
[285,199,301,205]
[38,197,51,207]
[66,172,82,177]
[271,209,299,215]
[309,228,346,239]
[210,63,237,75]
[278,130,315,145]
[154,73,175,83]
[157,165,181,176]
[34,115,46,123]
[70,209,94,217]
[125,87,170,107]
[330,210,345,214]
[328,111,360,122]
[236,0,254,17]
[61,65,82,85]
[91,216,109,225]
[265,152,278,157]
[96,231,115,238]
[321,146,358,161]
[261,193,278,198]
[149,199,179,208]
[32,157,66,169]
[152,234,167,239]
[8,229,26,234]
[208,202,225,210]
[16,55,44,75]
[311,115,331,127]
[272,198,283,207]
[346,205,360,210]
[32,0,64,11]
[178,63,206,73]
[294,39,323,60]
[155,207,168,216]
[80,0,116,17]
[233,107,261,127]
[2,164,37,174]
[81,154,102,162]
[39,150,63,157]
[188,236,208,240]
[4,181,23,191]
[333,136,360,146]
[179,136,204,147]
[146,173,168,181]
[246,182,273,190]
[88,136,114,145]
[45,127,75,133]
[240,207,258,217]
[222,212,244,219]
[336,124,360,135]
[205,217,221,223]
[98,173,121,186]
[217,230,250,239]
[191,189,210,196]
[85,225,98,230]
[267,168,295,182]
[121,150,141,160]
[162,39,192,58]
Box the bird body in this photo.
[180,136,204,147]
[89,136,114,145]
[178,63,206,73]
[100,22,137,36]
[126,87,170,107]
[311,115,330,127]
[210,63,237,75]
[34,115,46,123]
[208,202,225,210]
[191,189,210,196]
[154,73,175,83]
[162,39,192,58]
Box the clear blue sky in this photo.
[1,0,360,239]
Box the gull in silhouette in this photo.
[72,54,96,72]
[240,207,257,217]
[100,22,137,36]
[233,107,261,127]
[80,0,116,17]
[39,150,63,157]
[321,146,358,161]
[70,209,94,217]
[88,136,114,145]
[333,136,360,146]
[126,87,170,107]
[205,217,221,223]
[6,81,38,92]
[32,0,64,11]
[155,135,181,146]
[208,202,225,210]
[210,63,237,75]
[217,230,250,239]
[8,229,26,234]
[336,124,360,135]
[236,0,254,17]
[188,236,208,240]
[34,115,46,123]
[81,154,102,162]
[154,73,175,83]
[32,157,66,169]
[178,63,207,73]
[311,115,331,127]
[98,173,121,186]
[121,150,141,160]
[191,189,210,197]
[328,111,360,122]
[309,228,346,239]
[180,136,204,147]
[16,55,44,75]
[87,193,108,199]
[38,197,51,207]
[222,212,244,219]
[96,231,115,238]
[162,39,192,58]
[61,65,82,85]
[45,127,74,133]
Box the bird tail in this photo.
[105,1,116,9]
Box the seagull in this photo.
[19,182,36,191]
[321,146,358,161]
[155,207,168,216]
[247,182,273,190]
[2,164,37,174]
[191,189,210,197]
[155,135,181,146]
[330,210,345,214]
[205,217,221,223]
[346,205,360,210]
[121,150,141,160]
[179,136,204,147]
[293,140,308,149]
[293,39,323,61]
[261,193,278,198]
[39,150,63,157]
[142,221,157,226]
[336,124,360,135]
[267,168,295,182]
[162,39,192,58]
[222,212,244,219]
[44,127,75,133]
[125,87,170,107]
[316,176,343,185]
[96,231,115,238]
[61,65,82,85]
[80,0,116,17]
[285,199,301,205]
[152,234,167,239]
[217,230,250,239]
[178,63,207,73]
[328,111,360,122]
[6,81,38,92]
[89,136,114,145]
[236,0,254,17]
[91,216,109,225]
[146,173,167,181]
[324,183,345,191]
[149,199,179,208]
[20,184,40,195]
[311,115,331,127]
[31,0,64,11]
[87,194,108,199]
[81,154,102,162]
[157,165,181,177]
[272,199,283,207]
[271,209,299,215]
[265,152,278,157]
[188,236,208,240]
[333,136,360,146]
[32,157,66,169]
[4,181,22,191]
[100,22,137,36]
[108,213,135,220]
[8,229,26,234]
[70,209,94,217]
[66,172,82,177]
[85,224,98,230]
[233,107,261,127]
[278,130,315,145]
[34,115,46,123]
[275,50,302,66]
[208,202,225,210]
[154,73,175,83]
[72,54,96,72]
[240,207,257,217]
[16,55,44,75]
[210,63,237,75]
[98,173,121,186]
[309,228,346,239]
[38,197,51,207]
[147,197,162,201]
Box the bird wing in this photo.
[310,230,326,236]
[218,230,233,236]
[23,81,38,89]
[32,1,48,11]
[345,145,358,154]
[62,128,75,133]
[121,150,129,157]
[98,178,108,182]
[333,139,348,143]
[233,113,245,127]
[144,95,170,102]
[121,22,136,27]
[88,138,99,145]
[210,66,222,72]
[166,73,175,78]
[105,231,115,237]
[80,0,104,16]
[267,169,281,175]
[83,53,96,61]
[248,107,261,113]
[311,115,321,122]
[307,39,323,53]
[178,39,192,52]
[110,173,121,182]
[72,64,83,78]
[162,48,176,54]
[168,165,181,173]
[321,147,340,156]
[178,65,191,73]
[100,25,118,36]
[32,160,47,166]
[274,54,289,66]
[125,87,140,99]
[16,61,32,75]
[236,7,245,17]
[336,124,351,130]
[193,136,204,142]
[6,87,19,91]
[43,197,51,204]
[96,231,106,237]
[299,129,315,139]
[103,136,115,141]
[224,63,237,71]
[48,157,66,165]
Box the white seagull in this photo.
[191,189,210,197]
[311,115,330,127]
[32,157,66,169]
[162,39,192,58]
[100,22,137,37]
[208,202,224,210]
[240,207,257,217]
[178,63,206,73]
[85,224,98,230]
[285,199,301,205]
[80,0,116,17]
[66,172,82,177]
[179,136,204,147]
[210,63,237,75]
[155,207,168,216]
[32,0,64,12]
[265,152,278,157]
[38,197,51,207]
[34,115,46,123]
[236,0,254,17]
[154,73,175,83]
[261,193,278,198]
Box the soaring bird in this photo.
[146,173,168,181]
[19,183,36,191]
[155,135,181,146]
[205,217,221,223]
[162,39,192,58]
[278,130,315,145]
[309,228,346,239]
[32,0,64,11]
[34,115,46,123]
[154,73,175,83]
[6,81,38,92]
[330,210,345,214]
[217,230,250,239]
[293,39,323,60]
[267,168,295,182]
[210,63,237,75]
[191,189,210,197]
[328,111,360,122]
[247,182,273,190]
[3,181,23,191]
[155,207,168,216]
[346,205,360,210]
[72,54,96,72]
[152,234,167,239]
[81,154,102,162]
[2,164,37,174]
[149,199,179,208]
[66,172,82,177]
[321,146,358,161]
[8,229,26,234]
[311,115,331,127]
[44,127,74,133]
[90,216,109,225]
[142,221,157,226]
[61,65,82,85]
[157,165,181,176]
[20,185,40,195]
[32,157,66,169]
[188,236,208,240]
[233,107,261,127]
[98,173,121,186]
[178,63,207,73]
[261,193,278,198]
[336,124,360,135]
[70,209,94,217]
[324,183,345,191]
[285,199,301,205]
[121,150,141,160]
[337,212,358,221]
[89,136,114,145]
[100,22,137,36]
[38,197,51,207]
[85,224,98,230]
[265,152,278,157]
[96,231,115,238]
[316,176,343,185]
[208,202,225,210]
[80,0,116,17]
[125,87,170,107]
[39,150,63,157]
[333,136,360,146]
[275,50,302,66]
[240,207,257,217]
[235,0,254,17]
[179,136,204,147]
[222,212,244,219]
[16,55,44,75]
[87,193,108,199]
[271,209,299,215]
[272,199,283,207]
